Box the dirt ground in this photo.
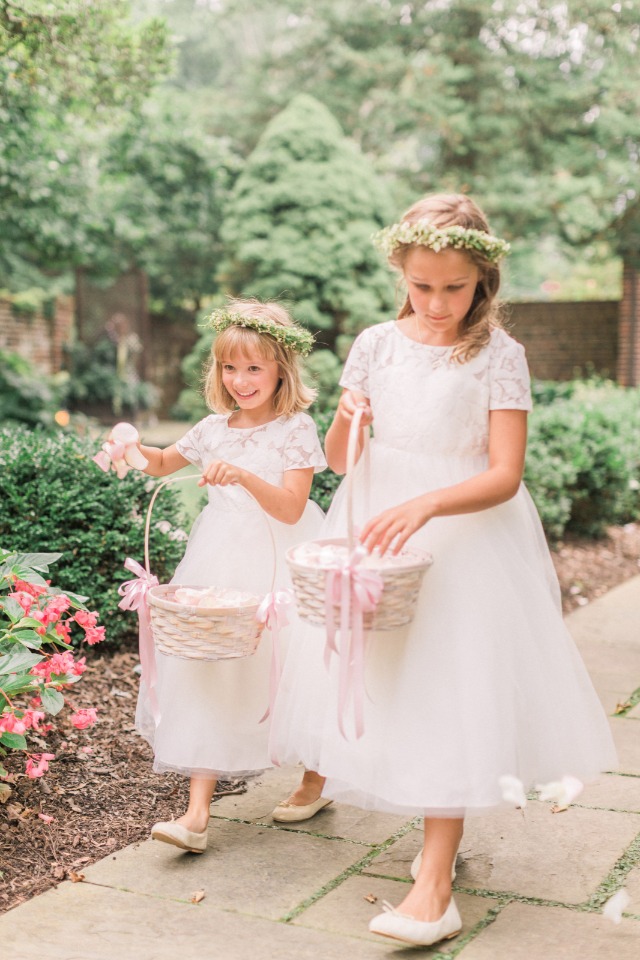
[2,522,639,915]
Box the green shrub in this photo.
[0,350,65,428]
[526,381,640,539]
[0,427,187,647]
[62,338,159,417]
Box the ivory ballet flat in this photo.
[410,849,457,881]
[368,898,462,947]
[271,796,333,823]
[151,820,208,853]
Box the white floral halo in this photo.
[205,308,315,357]
[373,220,511,263]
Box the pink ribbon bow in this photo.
[324,546,384,740]
[118,558,160,724]
[256,590,293,730]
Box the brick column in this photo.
[617,259,640,386]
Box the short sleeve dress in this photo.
[270,323,616,816]
[135,412,326,779]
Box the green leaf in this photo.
[0,674,38,696]
[0,597,26,622]
[0,648,43,674]
[41,687,65,716]
[11,553,62,572]
[10,630,43,648]
[0,732,28,750]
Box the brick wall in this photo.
[0,297,74,374]
[506,300,619,382]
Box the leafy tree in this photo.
[155,0,640,289]
[88,106,239,314]
[218,94,395,353]
[0,0,170,284]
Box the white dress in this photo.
[270,323,617,816]
[136,412,326,778]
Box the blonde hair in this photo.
[388,194,504,363]
[204,299,316,415]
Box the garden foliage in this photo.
[0,550,103,779]
[0,427,186,647]
[525,380,640,539]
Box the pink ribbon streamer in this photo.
[118,558,161,725]
[256,590,293,729]
[324,547,384,740]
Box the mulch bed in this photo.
[1,523,639,914]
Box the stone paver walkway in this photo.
[1,578,639,959]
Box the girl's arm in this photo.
[360,409,527,555]
[139,443,191,478]
[325,389,373,474]
[198,461,315,525]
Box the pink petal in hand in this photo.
[92,451,111,472]
[113,459,130,479]
[103,440,126,461]
[111,422,139,445]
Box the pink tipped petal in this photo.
[92,451,111,472]
[603,889,630,924]
[114,459,130,480]
[103,440,126,460]
[498,774,527,808]
[111,422,139,444]
[123,445,149,469]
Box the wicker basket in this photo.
[143,477,275,661]
[286,407,433,632]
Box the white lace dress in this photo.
[270,323,616,816]
[136,412,326,778]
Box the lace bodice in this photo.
[176,412,326,496]
[340,323,532,458]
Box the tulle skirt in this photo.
[270,442,617,816]
[135,488,324,778]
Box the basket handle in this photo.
[143,474,278,593]
[345,405,371,553]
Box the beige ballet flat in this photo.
[271,796,333,823]
[151,820,208,853]
[369,898,462,947]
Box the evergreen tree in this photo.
[218,94,395,354]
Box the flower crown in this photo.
[205,308,315,357]
[373,220,511,263]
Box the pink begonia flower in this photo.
[498,774,527,809]
[55,620,72,642]
[84,625,105,646]
[603,889,631,924]
[12,578,48,597]
[70,708,98,730]
[92,422,148,479]
[74,609,99,630]
[0,713,27,735]
[8,590,34,613]
[21,710,46,730]
[38,813,55,824]
[25,753,55,778]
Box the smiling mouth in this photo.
[236,390,257,399]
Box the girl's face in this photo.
[221,349,281,416]
[403,246,480,346]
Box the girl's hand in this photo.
[360,495,436,555]
[198,459,246,487]
[337,390,373,428]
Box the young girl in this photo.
[270,195,616,946]
[134,299,326,854]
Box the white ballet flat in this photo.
[369,898,462,947]
[271,796,333,823]
[410,848,457,881]
[151,820,208,853]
